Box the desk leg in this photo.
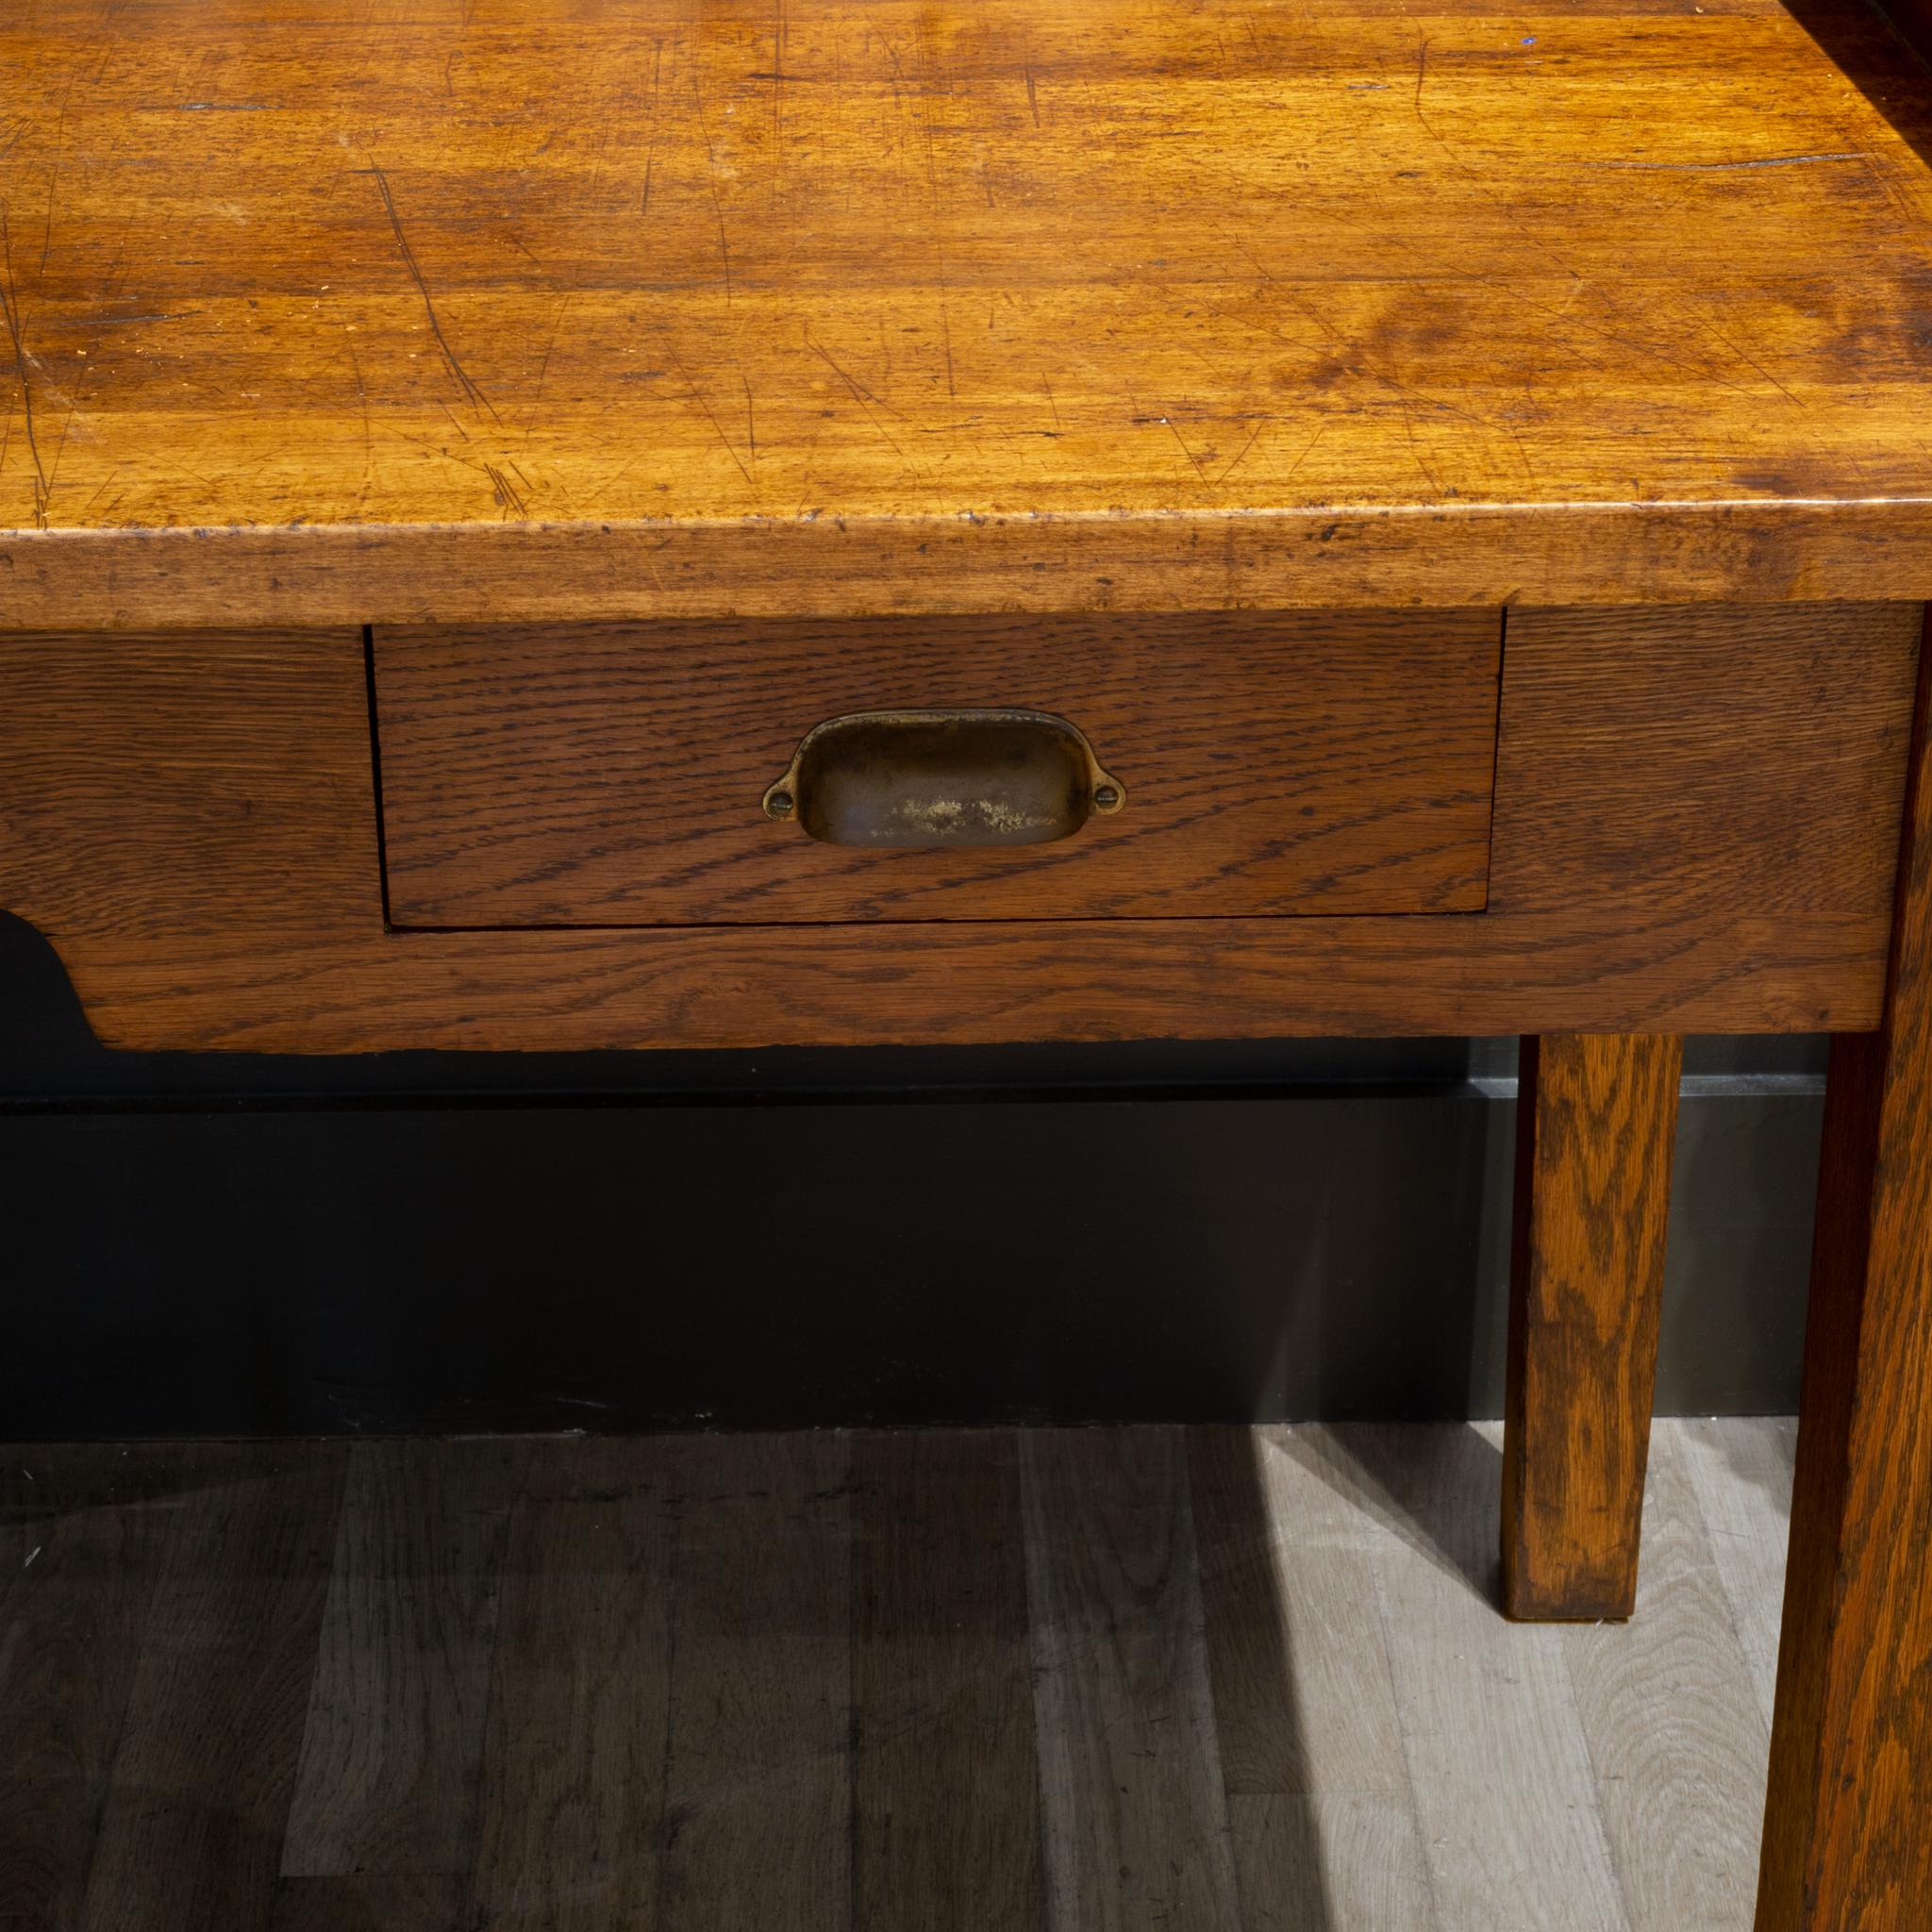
[1500,1032,1681,1622]
[1756,853,1932,1915]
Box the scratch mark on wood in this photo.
[1678,301,1806,408]
[1024,58,1040,126]
[772,0,786,211]
[39,164,58,276]
[368,165,498,424]
[687,73,734,305]
[1149,408,1209,481]
[1411,33,1455,152]
[669,347,754,488]
[1397,396,1443,494]
[1578,152,1863,172]
[78,465,126,519]
[44,374,83,507]
[1277,421,1326,486]
[1502,415,1538,488]
[483,459,526,516]
[37,94,71,277]
[907,25,958,398]
[640,38,665,218]
[0,208,49,526]
[1214,418,1266,484]
[806,331,914,466]
[807,330,907,420]
[1553,280,1781,402]
[533,293,573,400]
[345,333,374,495]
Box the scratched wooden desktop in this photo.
[5,0,1932,1923]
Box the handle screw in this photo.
[1093,784,1121,810]
[767,789,794,816]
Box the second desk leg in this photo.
[1501,1032,1682,1622]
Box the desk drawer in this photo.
[372,612,1501,927]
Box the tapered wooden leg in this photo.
[1501,1032,1681,1622]
[1756,649,1932,1930]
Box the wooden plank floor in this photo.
[0,1421,1796,1931]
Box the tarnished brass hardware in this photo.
[761,708,1126,848]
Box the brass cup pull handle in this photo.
[762,708,1126,848]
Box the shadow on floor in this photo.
[1312,1420,1507,1607]
[3,1427,1353,1930]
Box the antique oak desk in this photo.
[7,0,1932,1923]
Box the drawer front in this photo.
[373,611,1501,927]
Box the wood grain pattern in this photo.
[281,1441,523,1880]
[1022,1428,1241,1932]
[463,1442,682,1931]
[0,1448,191,1932]
[1561,1428,1766,1931]
[374,612,1501,925]
[1757,620,1932,1932]
[1491,605,1923,920]
[1679,1417,1798,1733]
[0,629,378,943]
[654,1435,853,1932]
[7,0,1932,620]
[41,908,1898,1051]
[2,608,1920,1050]
[1502,1032,1683,1622]
[268,1875,465,1932]
[77,1444,348,1932]
[851,1431,1046,1932]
